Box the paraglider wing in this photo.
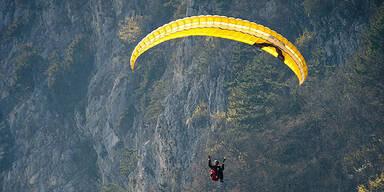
[130,15,308,84]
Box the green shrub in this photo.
[0,18,27,44]
[302,0,334,17]
[13,43,46,91]
[214,0,232,14]
[357,173,384,192]
[118,15,143,44]
[46,35,94,112]
[226,48,287,133]
[185,103,209,126]
[132,48,167,114]
[101,183,128,192]
[119,148,139,176]
[163,0,186,19]
[116,106,136,135]
[144,81,168,125]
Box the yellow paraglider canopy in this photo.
[130,15,308,84]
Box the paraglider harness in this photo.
[210,169,219,181]
[208,156,226,182]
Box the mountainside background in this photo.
[1,0,383,191]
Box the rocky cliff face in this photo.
[0,0,377,191]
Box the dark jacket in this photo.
[208,159,224,181]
